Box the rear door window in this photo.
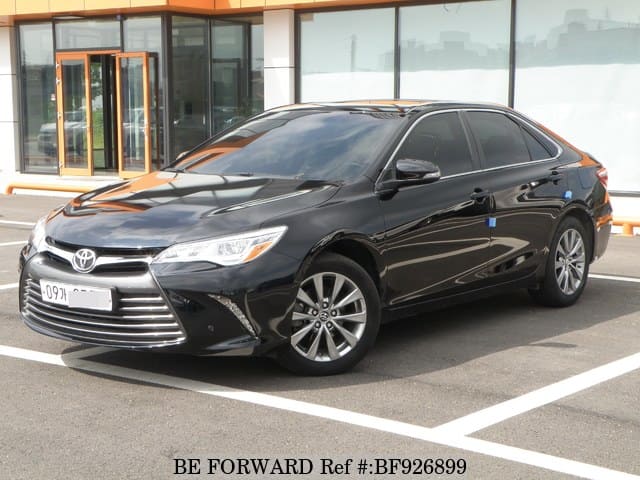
[522,128,553,160]
[466,111,531,168]
[395,112,474,177]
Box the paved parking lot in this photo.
[1,194,639,479]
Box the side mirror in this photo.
[376,158,441,196]
[396,158,441,183]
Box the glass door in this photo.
[115,52,158,178]
[55,50,120,176]
[55,53,92,176]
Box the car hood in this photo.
[46,171,340,249]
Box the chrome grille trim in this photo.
[41,240,154,270]
[22,277,186,347]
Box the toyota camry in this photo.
[19,101,612,375]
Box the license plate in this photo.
[39,280,113,312]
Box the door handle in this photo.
[544,170,564,183]
[470,188,490,202]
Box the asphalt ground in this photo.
[0,194,638,480]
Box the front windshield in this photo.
[170,109,405,181]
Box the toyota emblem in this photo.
[71,248,98,273]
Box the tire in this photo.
[529,216,591,307]
[277,253,381,375]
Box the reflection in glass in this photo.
[149,56,160,171]
[19,23,56,173]
[61,59,89,170]
[124,16,164,167]
[56,19,120,50]
[174,110,404,181]
[399,0,510,103]
[210,16,263,134]
[515,0,640,192]
[119,57,146,171]
[90,55,117,172]
[250,24,264,115]
[212,20,247,133]
[299,9,395,102]
[172,16,209,159]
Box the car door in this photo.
[462,110,568,283]
[378,111,493,308]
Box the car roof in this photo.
[270,99,510,114]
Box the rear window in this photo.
[171,110,405,181]
[522,128,552,160]
[467,111,531,168]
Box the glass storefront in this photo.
[17,14,264,176]
[172,16,209,159]
[299,9,395,102]
[515,0,640,192]
[212,17,264,134]
[13,1,640,192]
[399,0,510,103]
[298,2,509,103]
[250,23,264,115]
[19,23,56,173]
[124,17,164,170]
[55,19,121,50]
[295,0,640,193]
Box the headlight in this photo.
[152,226,287,266]
[28,215,47,252]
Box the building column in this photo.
[263,9,295,110]
[0,25,19,177]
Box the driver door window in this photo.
[395,112,475,177]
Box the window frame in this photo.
[375,106,564,190]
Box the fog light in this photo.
[208,294,256,337]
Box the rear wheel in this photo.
[277,253,380,375]
[530,216,590,307]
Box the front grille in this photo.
[22,277,186,348]
[49,239,162,258]
[43,239,159,274]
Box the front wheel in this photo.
[530,216,590,307]
[277,253,380,375]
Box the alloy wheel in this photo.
[554,228,586,295]
[291,272,367,362]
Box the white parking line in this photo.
[589,273,640,283]
[0,344,638,480]
[0,283,18,290]
[0,241,26,247]
[434,351,640,436]
[0,220,35,227]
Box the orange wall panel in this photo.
[50,0,85,12]
[130,0,167,7]
[214,0,241,9]
[84,0,132,9]
[15,0,48,14]
[266,0,312,6]
[240,0,263,8]
[0,1,15,16]
[169,0,214,10]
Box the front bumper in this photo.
[19,246,301,356]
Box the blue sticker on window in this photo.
[486,217,497,228]
[563,190,573,200]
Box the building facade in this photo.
[0,0,638,203]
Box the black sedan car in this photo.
[19,101,612,375]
